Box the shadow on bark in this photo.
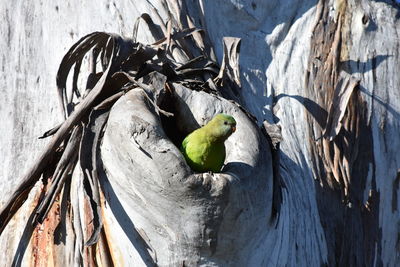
[12,209,38,267]
[343,55,390,74]
[98,164,157,266]
[275,94,328,128]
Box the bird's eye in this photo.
[224,121,228,125]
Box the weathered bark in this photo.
[1,0,399,266]
[99,85,272,265]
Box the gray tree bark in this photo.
[0,0,399,266]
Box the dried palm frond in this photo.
[0,11,244,248]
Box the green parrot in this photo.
[181,113,237,172]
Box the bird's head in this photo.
[206,113,237,142]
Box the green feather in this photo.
[181,113,236,172]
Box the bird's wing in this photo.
[181,134,190,150]
[182,130,207,160]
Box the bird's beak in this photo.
[232,126,236,132]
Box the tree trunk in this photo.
[1,0,399,266]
